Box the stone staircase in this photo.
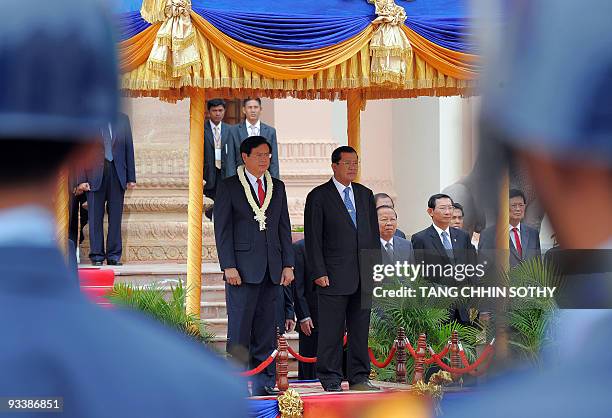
[108,263,301,374]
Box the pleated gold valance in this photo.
[121,28,475,102]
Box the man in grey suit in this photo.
[203,98,234,202]
[377,205,415,265]
[479,189,541,268]
[230,98,280,178]
[374,192,407,239]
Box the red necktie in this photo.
[256,178,265,206]
[512,227,523,258]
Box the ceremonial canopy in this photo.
[109,0,482,318]
[117,0,479,101]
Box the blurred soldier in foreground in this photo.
[447,0,612,417]
[0,1,246,416]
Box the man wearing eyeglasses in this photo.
[412,194,477,286]
[304,146,381,392]
[214,135,294,396]
[478,189,541,268]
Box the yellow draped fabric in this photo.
[119,23,160,73]
[402,26,479,80]
[118,14,477,100]
[190,13,374,80]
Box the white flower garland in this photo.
[237,165,273,230]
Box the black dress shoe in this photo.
[91,261,103,266]
[349,380,380,391]
[323,383,343,392]
[107,260,122,266]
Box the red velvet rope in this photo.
[424,344,450,364]
[430,346,494,374]
[459,348,494,376]
[368,346,397,368]
[287,345,317,363]
[405,339,417,358]
[239,350,278,376]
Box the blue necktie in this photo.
[343,187,357,227]
[102,125,113,161]
[441,231,454,259]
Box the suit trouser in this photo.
[68,193,88,249]
[298,329,318,380]
[225,271,278,393]
[317,291,371,387]
[87,160,125,262]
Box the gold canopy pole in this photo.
[347,90,363,182]
[55,168,69,255]
[186,89,206,318]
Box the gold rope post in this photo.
[186,89,206,318]
[347,90,363,182]
[55,168,69,255]
[494,172,510,362]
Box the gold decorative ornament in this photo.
[146,0,202,79]
[237,166,274,231]
[277,389,303,418]
[413,380,444,415]
[429,370,453,386]
[368,0,412,85]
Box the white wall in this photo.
[391,97,441,236]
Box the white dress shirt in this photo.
[246,119,261,137]
[244,167,265,194]
[432,223,452,245]
[332,176,355,209]
[210,120,223,168]
[380,237,395,248]
[509,223,522,251]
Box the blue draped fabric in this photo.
[114,0,476,54]
[194,7,372,51]
[117,11,150,41]
[405,17,476,52]
[248,399,278,418]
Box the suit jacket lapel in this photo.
[429,226,451,263]
[204,123,214,148]
[520,223,529,255]
[220,122,231,147]
[325,179,356,229]
[260,123,269,139]
[239,122,248,142]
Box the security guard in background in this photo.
[0,0,246,416]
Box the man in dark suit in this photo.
[374,192,407,239]
[412,194,477,324]
[203,98,234,202]
[304,146,380,392]
[214,135,294,396]
[377,205,415,265]
[78,112,136,266]
[411,193,477,287]
[229,98,280,178]
[292,239,319,379]
[0,1,246,416]
[479,189,541,268]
